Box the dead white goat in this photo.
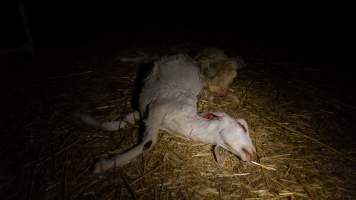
[81,54,256,173]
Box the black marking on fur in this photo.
[132,62,155,110]
[143,140,152,150]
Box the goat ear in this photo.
[236,118,249,134]
[212,145,227,167]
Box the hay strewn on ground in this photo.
[2,43,356,200]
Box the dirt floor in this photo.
[1,32,356,199]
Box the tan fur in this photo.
[194,48,240,98]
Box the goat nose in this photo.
[242,147,255,161]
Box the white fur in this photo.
[93,54,255,173]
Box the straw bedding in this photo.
[3,44,356,200]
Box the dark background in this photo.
[1,2,353,62]
[0,1,355,87]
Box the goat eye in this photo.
[236,121,247,133]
